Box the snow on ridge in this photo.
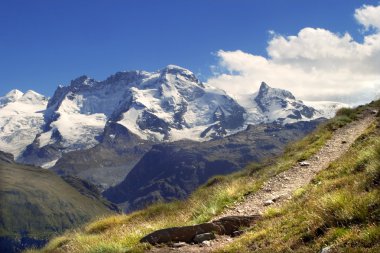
[0,89,24,107]
[0,89,48,158]
[0,66,347,164]
[304,101,348,118]
[6,89,24,98]
[162,64,194,75]
[41,159,59,169]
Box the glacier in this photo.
[0,90,48,158]
[0,65,347,167]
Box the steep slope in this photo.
[41,79,337,189]
[12,66,343,169]
[32,100,379,253]
[20,65,246,167]
[0,151,116,253]
[0,90,47,158]
[214,108,379,253]
[103,119,323,212]
[251,82,319,123]
[52,123,152,189]
[60,175,120,212]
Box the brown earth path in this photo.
[149,112,376,253]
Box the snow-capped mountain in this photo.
[0,90,48,158]
[303,101,348,118]
[252,82,320,123]
[33,65,244,151]
[0,65,346,168]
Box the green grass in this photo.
[0,162,113,240]
[216,115,380,252]
[28,102,379,253]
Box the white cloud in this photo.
[355,4,380,31]
[207,4,380,105]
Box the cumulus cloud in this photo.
[207,4,380,104]
[355,4,380,31]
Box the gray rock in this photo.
[0,151,14,164]
[299,161,310,167]
[140,215,261,245]
[171,242,187,248]
[321,245,332,253]
[200,240,211,247]
[264,199,274,206]
[194,233,215,244]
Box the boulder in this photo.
[140,215,261,245]
[299,161,310,167]
[213,215,260,235]
[264,199,274,206]
[193,233,215,243]
[140,223,221,244]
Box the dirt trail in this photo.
[149,113,376,253]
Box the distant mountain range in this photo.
[0,65,356,253]
[0,90,48,158]
[0,65,346,168]
[0,65,347,212]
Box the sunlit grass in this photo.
[30,102,379,253]
[217,114,380,252]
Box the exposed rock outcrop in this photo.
[140,215,261,245]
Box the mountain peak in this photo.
[254,81,317,120]
[1,89,24,106]
[259,82,270,92]
[161,65,194,76]
[256,82,295,100]
[70,75,94,88]
[19,90,47,104]
[5,89,24,99]
[23,90,43,97]
[163,64,189,71]
[160,65,201,86]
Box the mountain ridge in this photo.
[0,151,117,253]
[0,66,346,168]
[103,119,324,212]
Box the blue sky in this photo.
[1,0,379,102]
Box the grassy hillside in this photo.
[0,155,115,252]
[218,107,380,252]
[29,100,379,253]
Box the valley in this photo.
[2,2,380,252]
[29,97,380,253]
[0,67,368,253]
